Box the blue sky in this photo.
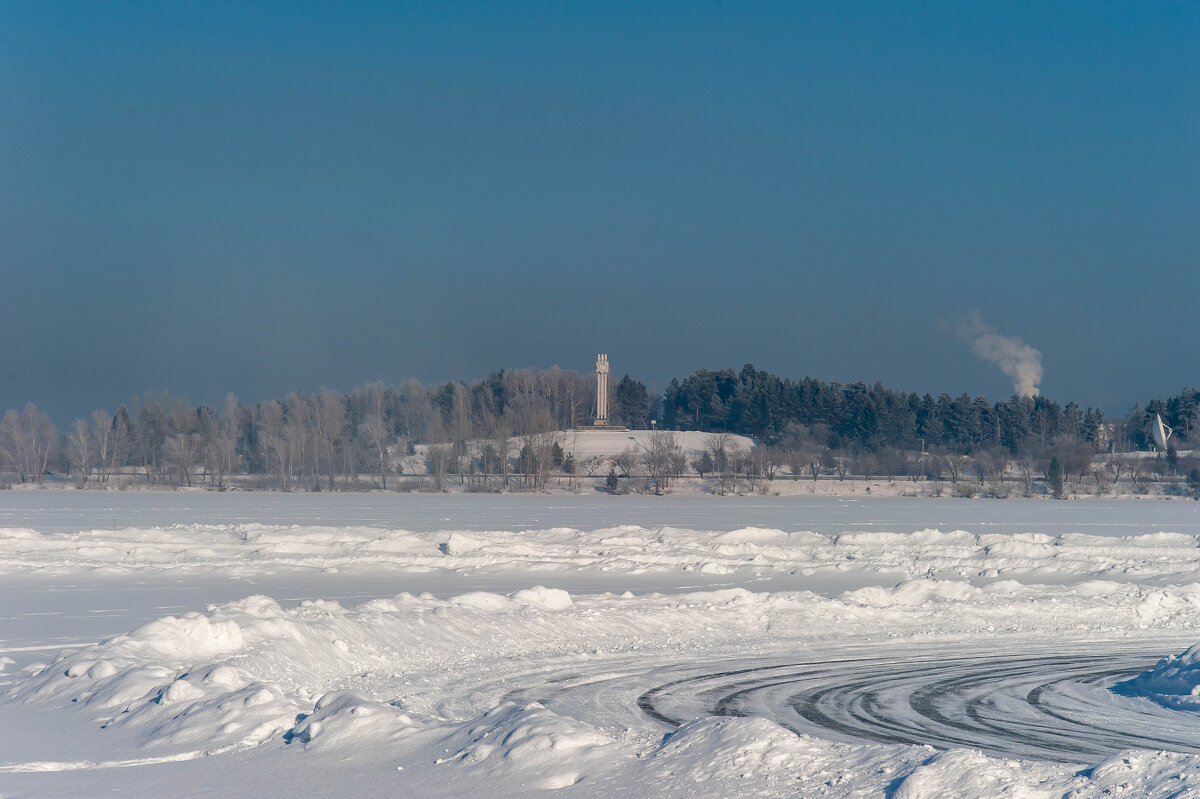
[2,1,1197,423]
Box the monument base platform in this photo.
[576,423,628,432]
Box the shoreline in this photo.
[3,473,1196,501]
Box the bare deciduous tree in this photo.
[165,433,202,487]
[706,434,732,476]
[580,454,603,478]
[0,403,56,482]
[809,449,826,482]
[205,394,242,489]
[90,409,113,483]
[109,408,133,482]
[611,447,639,481]
[1127,454,1147,493]
[397,379,431,443]
[513,396,557,491]
[1058,444,1094,488]
[487,409,515,490]
[315,389,346,491]
[1107,454,1126,487]
[832,455,850,481]
[748,445,781,480]
[258,400,291,489]
[644,431,684,494]
[68,418,93,484]
[360,411,393,490]
[1026,455,1047,494]
[782,448,805,481]
[426,442,453,492]
[944,454,972,485]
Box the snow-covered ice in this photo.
[3,493,1200,797]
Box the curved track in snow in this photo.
[634,648,1200,763]
[494,643,1200,765]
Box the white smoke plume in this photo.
[959,312,1043,398]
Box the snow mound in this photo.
[509,586,574,610]
[984,539,1059,561]
[436,702,627,789]
[448,591,511,611]
[843,579,981,608]
[1115,643,1200,709]
[125,613,245,661]
[652,716,824,780]
[16,596,316,751]
[712,527,789,545]
[136,680,299,749]
[647,716,933,795]
[1076,750,1200,799]
[891,749,1063,798]
[287,691,419,749]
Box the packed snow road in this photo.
[5,492,1200,797]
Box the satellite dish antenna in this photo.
[1152,414,1174,451]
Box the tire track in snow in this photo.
[636,647,1200,763]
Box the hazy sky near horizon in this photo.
[2,1,1197,423]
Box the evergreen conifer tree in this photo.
[1047,457,1065,499]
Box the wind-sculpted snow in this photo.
[14,578,1200,796]
[10,498,1200,797]
[6,523,1200,584]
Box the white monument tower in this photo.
[595,353,610,426]
[580,353,624,431]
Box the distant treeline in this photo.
[663,365,1198,453]
[1,365,1197,488]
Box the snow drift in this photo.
[6,522,1200,585]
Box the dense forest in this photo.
[662,365,1198,453]
[1,365,1197,490]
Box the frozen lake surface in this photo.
[3,491,1200,797]
[3,489,1197,535]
